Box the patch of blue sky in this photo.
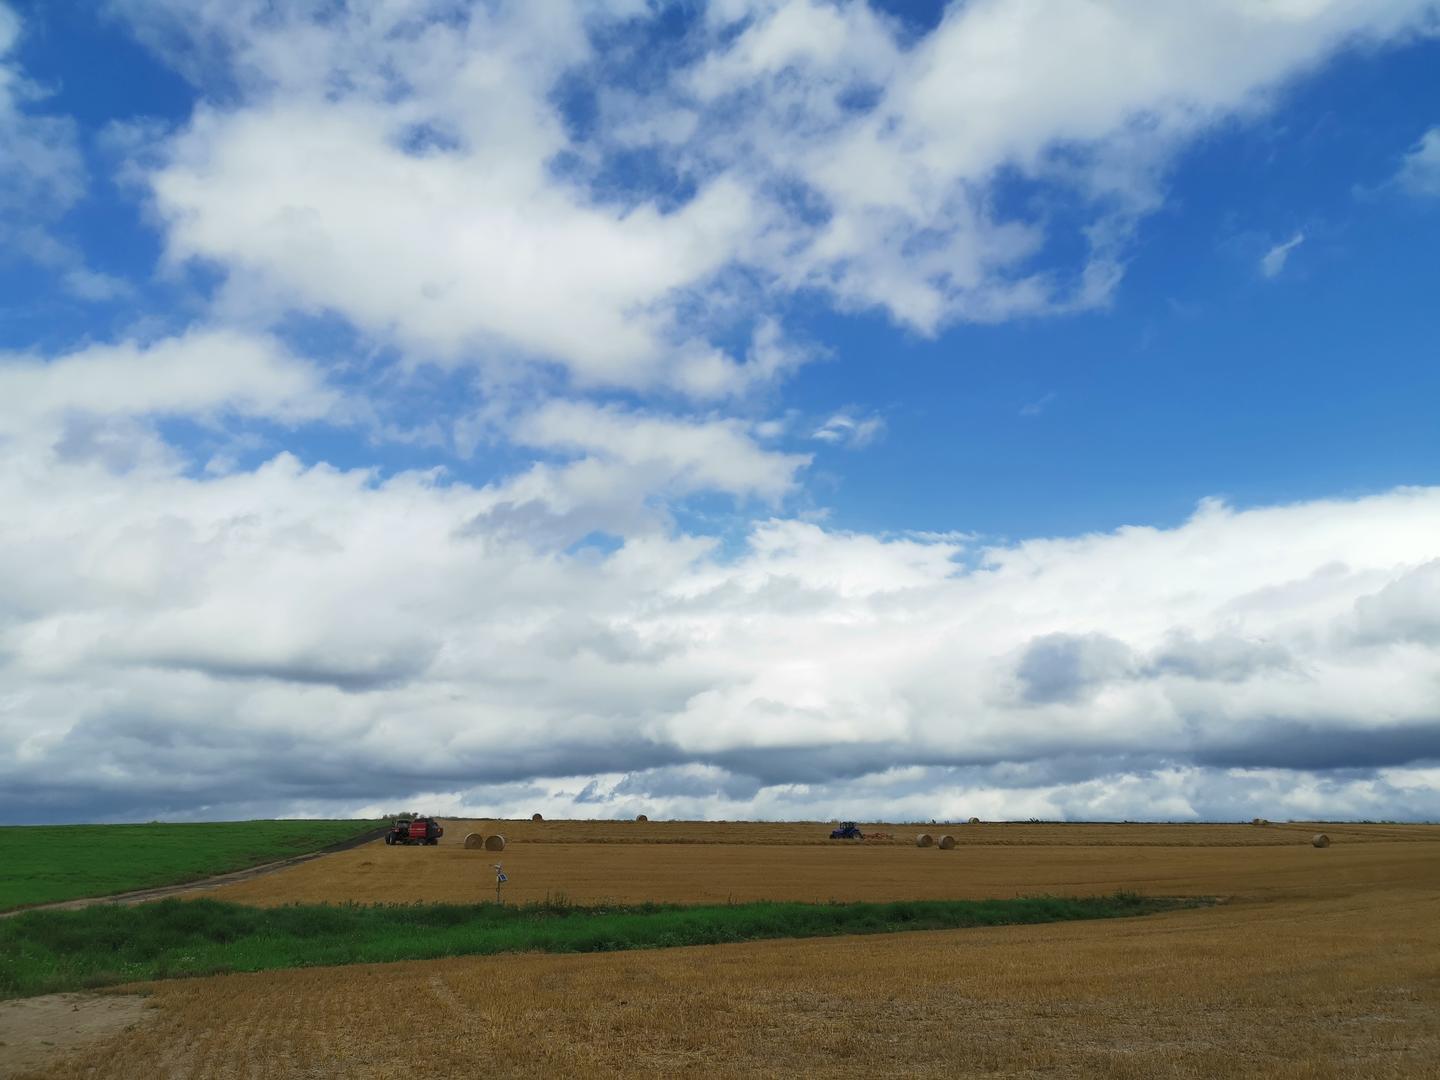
[10,1,194,127]
[9,2,1440,548]
[769,32,1440,542]
[393,120,464,156]
[867,0,948,37]
[564,529,625,560]
[669,490,772,559]
[556,142,702,213]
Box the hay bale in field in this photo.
[531,813,544,821]
[937,834,956,850]
[635,813,649,822]
[483,834,507,851]
[463,833,484,849]
[1252,817,1269,826]
[967,816,981,825]
[1311,833,1331,848]
[915,832,934,848]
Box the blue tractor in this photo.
[829,821,864,839]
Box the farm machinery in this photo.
[830,821,864,839]
[385,816,444,846]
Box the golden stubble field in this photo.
[204,818,1440,907]
[12,820,1440,1079]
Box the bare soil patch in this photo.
[0,993,152,1078]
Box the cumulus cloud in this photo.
[118,1,768,395]
[1013,633,1138,705]
[0,328,343,482]
[107,0,1440,391]
[676,0,1435,328]
[1351,560,1440,645]
[514,400,808,503]
[5,405,1440,822]
[0,328,338,430]
[8,3,1440,824]
[450,401,812,548]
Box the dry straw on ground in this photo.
[1312,834,1331,848]
[463,833,484,850]
[915,833,934,848]
[37,822,1440,1080]
[937,835,956,850]
[202,821,1440,909]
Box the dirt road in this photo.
[0,827,388,919]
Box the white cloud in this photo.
[378,762,1440,826]
[1260,231,1306,278]
[10,2,1440,824]
[59,268,134,302]
[150,100,756,389]
[460,400,812,545]
[105,0,1439,394]
[514,400,809,503]
[682,0,1437,331]
[119,1,768,396]
[0,328,339,433]
[5,403,1440,822]
[1395,126,1440,197]
[687,0,899,102]
[811,411,885,448]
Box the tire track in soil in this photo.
[0,826,389,919]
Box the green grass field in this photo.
[0,819,386,912]
[0,893,1184,999]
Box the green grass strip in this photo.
[0,892,1196,1000]
[0,820,388,912]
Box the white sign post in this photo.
[491,862,508,905]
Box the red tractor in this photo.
[385,816,444,846]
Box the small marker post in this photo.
[492,863,508,905]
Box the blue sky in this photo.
[2,0,1439,824]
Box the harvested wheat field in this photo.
[201,820,1440,907]
[10,821,1440,1079]
[300,817,1436,847]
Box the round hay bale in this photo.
[483,834,506,851]
[463,833,484,850]
[1311,833,1331,848]
[635,814,649,822]
[531,813,543,821]
[937,834,956,850]
[967,816,981,825]
[915,832,934,848]
[1252,817,1269,826]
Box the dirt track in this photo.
[0,826,389,919]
